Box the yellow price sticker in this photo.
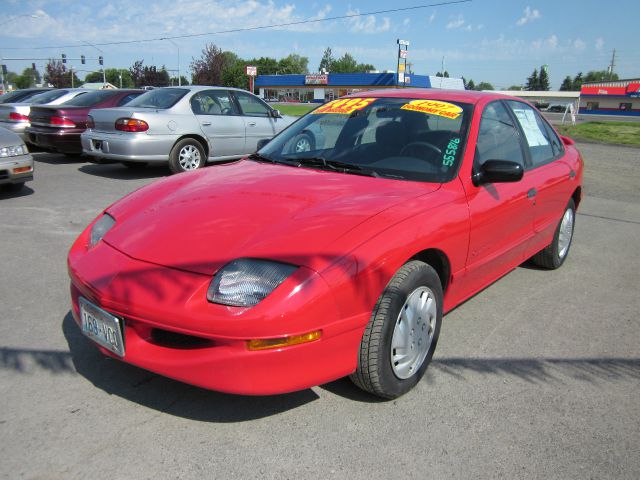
[313,98,377,115]
[401,100,463,119]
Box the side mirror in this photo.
[270,109,282,118]
[256,138,271,150]
[473,160,523,186]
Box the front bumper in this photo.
[0,154,34,185]
[26,126,83,154]
[68,228,367,395]
[81,130,178,162]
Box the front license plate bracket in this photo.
[79,297,125,357]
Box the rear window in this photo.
[125,88,189,109]
[29,90,73,105]
[62,90,117,107]
[0,89,45,104]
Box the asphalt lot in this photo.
[1,143,639,480]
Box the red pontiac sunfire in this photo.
[68,89,583,399]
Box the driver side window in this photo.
[190,90,238,116]
[475,101,524,167]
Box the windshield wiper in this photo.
[248,152,280,164]
[293,157,380,177]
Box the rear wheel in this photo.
[350,260,443,399]
[169,139,206,174]
[531,198,575,269]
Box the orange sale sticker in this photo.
[313,98,377,114]
[400,100,463,119]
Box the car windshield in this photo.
[29,89,73,105]
[125,88,188,109]
[62,90,117,107]
[257,97,471,183]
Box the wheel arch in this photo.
[410,248,451,293]
[571,186,582,210]
[175,134,209,158]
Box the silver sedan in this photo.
[81,86,295,173]
[0,126,33,191]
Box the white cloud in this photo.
[573,38,586,51]
[532,34,558,50]
[516,6,541,26]
[595,37,604,51]
[346,8,391,33]
[446,15,465,29]
[428,11,436,24]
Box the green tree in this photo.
[466,79,476,90]
[507,85,524,91]
[221,52,249,89]
[572,72,583,91]
[170,75,189,86]
[331,53,358,73]
[249,57,278,76]
[559,76,574,91]
[277,54,308,74]
[476,81,494,91]
[319,47,334,72]
[584,70,619,83]
[14,68,40,88]
[106,69,134,88]
[84,71,104,83]
[435,71,450,78]
[538,66,550,91]
[526,68,539,90]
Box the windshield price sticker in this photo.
[401,100,463,119]
[442,137,461,167]
[313,98,377,115]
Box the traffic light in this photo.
[61,53,66,64]
[81,55,85,65]
[98,56,103,66]
[1,64,7,75]
[32,63,36,71]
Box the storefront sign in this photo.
[305,74,328,85]
[399,50,408,59]
[246,66,257,76]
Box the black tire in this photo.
[122,161,148,169]
[168,138,206,174]
[350,260,443,399]
[531,198,576,269]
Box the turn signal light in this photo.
[115,118,149,132]
[9,112,29,122]
[13,166,33,174]
[246,330,322,351]
[50,116,76,128]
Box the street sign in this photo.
[246,66,257,76]
[399,50,408,59]
[397,39,410,46]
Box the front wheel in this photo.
[350,260,443,399]
[169,139,206,174]
[531,198,576,269]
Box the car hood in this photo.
[104,160,440,275]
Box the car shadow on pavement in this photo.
[79,163,169,180]
[31,152,86,165]
[59,312,320,422]
[0,184,34,199]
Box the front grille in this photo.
[0,170,9,180]
[149,328,214,349]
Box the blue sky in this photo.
[1,0,638,89]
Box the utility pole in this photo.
[608,49,616,80]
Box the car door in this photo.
[191,90,245,158]
[505,100,575,258]
[462,100,537,295]
[231,90,279,154]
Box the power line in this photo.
[2,0,471,50]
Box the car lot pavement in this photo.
[0,144,639,479]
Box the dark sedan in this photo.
[0,88,54,104]
[26,89,143,155]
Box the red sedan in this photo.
[68,89,583,399]
[26,89,143,155]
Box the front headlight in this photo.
[207,259,297,307]
[0,144,28,158]
[89,214,116,248]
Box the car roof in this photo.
[155,85,254,94]
[344,88,518,105]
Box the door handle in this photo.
[247,121,256,127]
[527,188,537,199]
[201,122,212,126]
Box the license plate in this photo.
[93,140,102,150]
[79,297,125,357]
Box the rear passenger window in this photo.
[475,101,524,167]
[191,90,238,116]
[117,93,142,106]
[506,101,556,166]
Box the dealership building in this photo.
[255,72,464,103]
[579,79,640,116]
